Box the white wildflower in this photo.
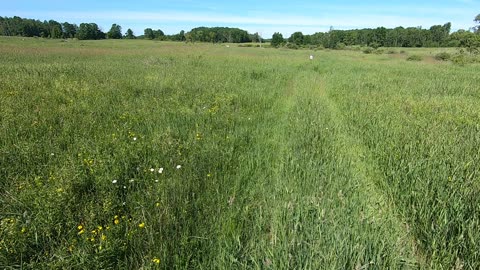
[176,165,182,169]
[158,168,164,174]
[112,179,118,184]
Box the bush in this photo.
[363,47,374,54]
[451,54,469,66]
[374,48,384,54]
[386,50,396,54]
[286,43,299,50]
[435,52,451,61]
[406,55,422,61]
[309,45,324,50]
[370,42,381,49]
[335,43,346,50]
[348,45,362,51]
[238,44,261,48]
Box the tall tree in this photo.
[251,32,262,43]
[77,23,93,40]
[429,22,451,46]
[144,28,154,39]
[62,22,77,38]
[187,27,251,43]
[289,32,304,45]
[153,29,165,39]
[271,32,284,47]
[77,23,105,40]
[107,24,122,39]
[48,20,62,38]
[125,28,135,39]
[179,30,185,41]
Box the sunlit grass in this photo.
[0,37,479,269]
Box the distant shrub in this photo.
[435,52,451,61]
[363,47,374,54]
[308,45,324,50]
[446,40,461,47]
[406,55,422,61]
[374,48,384,54]
[451,54,469,66]
[238,44,260,48]
[237,44,262,48]
[348,45,362,51]
[369,42,381,49]
[386,49,396,54]
[335,42,346,50]
[400,50,406,54]
[286,43,299,50]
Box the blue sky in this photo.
[2,0,479,37]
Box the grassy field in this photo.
[1,37,479,269]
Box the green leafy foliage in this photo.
[77,23,105,40]
[271,32,284,48]
[124,28,135,39]
[363,47,374,54]
[289,31,304,45]
[435,52,451,61]
[186,27,251,43]
[107,24,122,39]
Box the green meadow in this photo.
[1,37,479,269]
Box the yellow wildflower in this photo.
[138,222,145,229]
[101,234,107,241]
[78,229,85,235]
[155,202,160,207]
[21,227,27,233]
[114,219,120,225]
[152,258,160,264]
[77,225,83,230]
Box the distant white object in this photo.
[226,45,230,48]
[309,55,314,60]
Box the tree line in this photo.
[273,19,479,49]
[0,16,138,40]
[0,15,479,48]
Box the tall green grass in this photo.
[0,37,479,269]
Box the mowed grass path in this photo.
[1,38,479,269]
